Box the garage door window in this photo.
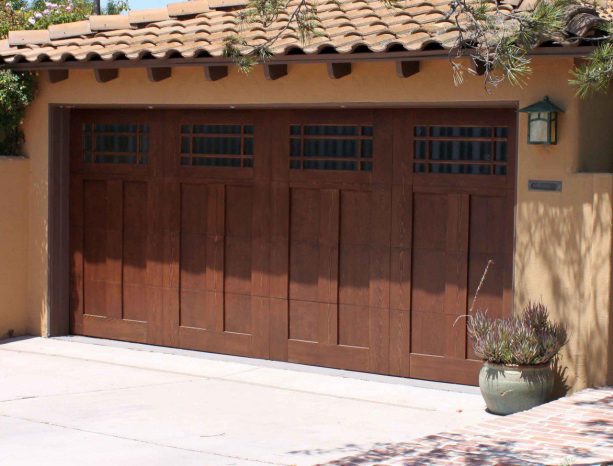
[180,124,254,168]
[414,125,508,175]
[289,125,373,171]
[82,123,149,165]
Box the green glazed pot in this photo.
[479,362,554,415]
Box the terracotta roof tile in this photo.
[0,0,605,66]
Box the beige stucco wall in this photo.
[0,157,29,338]
[6,56,612,390]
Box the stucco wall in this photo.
[0,157,29,338]
[11,57,613,390]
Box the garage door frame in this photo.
[48,104,518,385]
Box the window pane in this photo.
[495,142,507,161]
[414,163,426,173]
[290,124,373,172]
[303,160,357,170]
[181,137,191,154]
[431,141,492,162]
[430,163,491,175]
[361,139,373,158]
[84,123,149,165]
[415,141,427,160]
[303,139,357,158]
[414,126,427,137]
[431,126,492,138]
[95,154,137,164]
[290,139,301,157]
[243,138,254,156]
[193,125,242,134]
[191,157,242,167]
[192,137,242,155]
[303,125,358,136]
[495,127,508,138]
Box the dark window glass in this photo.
[303,125,358,136]
[243,138,254,155]
[192,137,242,155]
[191,157,242,167]
[96,134,137,153]
[181,124,254,169]
[95,154,137,164]
[181,125,191,133]
[303,160,357,170]
[414,163,427,173]
[430,163,491,175]
[495,127,508,138]
[193,125,242,134]
[180,157,190,166]
[415,141,427,160]
[83,123,148,165]
[495,142,507,161]
[495,165,507,175]
[431,126,492,138]
[362,139,373,158]
[290,124,373,172]
[181,137,191,154]
[431,141,492,161]
[303,139,357,158]
[290,139,302,157]
[414,126,428,137]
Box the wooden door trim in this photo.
[48,105,72,336]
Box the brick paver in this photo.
[325,387,613,465]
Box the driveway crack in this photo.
[0,412,287,465]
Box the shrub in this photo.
[468,302,568,365]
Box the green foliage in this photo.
[570,40,613,97]
[0,0,128,155]
[0,70,36,155]
[468,302,568,365]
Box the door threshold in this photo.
[54,335,481,395]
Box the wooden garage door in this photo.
[69,108,515,385]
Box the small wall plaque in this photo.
[528,180,562,192]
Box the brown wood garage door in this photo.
[69,108,515,385]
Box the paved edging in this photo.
[325,387,613,465]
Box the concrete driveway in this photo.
[0,337,492,465]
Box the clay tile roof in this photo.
[0,0,608,66]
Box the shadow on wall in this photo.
[577,87,613,173]
[514,183,612,391]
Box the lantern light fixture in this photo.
[519,96,564,145]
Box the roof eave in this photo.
[0,45,597,71]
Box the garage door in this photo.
[69,108,515,385]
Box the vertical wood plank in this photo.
[207,184,226,332]
[318,189,340,346]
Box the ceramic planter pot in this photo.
[479,362,554,415]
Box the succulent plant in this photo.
[468,302,568,365]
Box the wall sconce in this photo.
[519,96,564,145]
